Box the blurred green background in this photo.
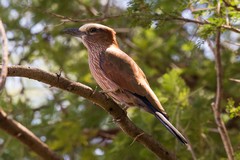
[0,0,240,159]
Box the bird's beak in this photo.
[62,28,84,38]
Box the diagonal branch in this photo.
[1,65,177,160]
[0,19,9,91]
[229,78,240,83]
[223,0,240,11]
[0,109,61,160]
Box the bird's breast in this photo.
[88,52,117,91]
[88,50,142,108]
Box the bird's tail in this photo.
[136,94,188,144]
[154,111,188,144]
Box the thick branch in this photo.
[2,65,177,160]
[0,19,9,91]
[210,28,234,160]
[0,109,61,160]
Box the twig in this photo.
[221,24,240,33]
[0,19,9,91]
[186,141,197,160]
[50,13,121,23]
[103,0,111,15]
[208,28,234,160]
[229,78,240,83]
[223,0,240,11]
[1,65,177,160]
[0,109,61,160]
[26,6,121,23]
[155,16,240,34]
[130,132,145,146]
[177,17,240,33]
[76,1,98,16]
[224,40,240,46]
[23,5,121,27]
[190,7,216,12]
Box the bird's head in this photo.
[63,23,118,51]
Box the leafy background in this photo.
[0,0,240,159]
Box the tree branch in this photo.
[0,19,9,91]
[208,28,234,160]
[223,0,240,11]
[154,15,240,34]
[0,109,61,160]
[46,11,121,23]
[26,6,121,23]
[229,78,240,83]
[154,14,240,33]
[1,65,177,160]
[29,6,240,33]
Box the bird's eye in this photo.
[89,28,97,33]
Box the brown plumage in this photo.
[63,23,187,144]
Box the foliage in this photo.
[0,0,240,159]
[226,98,240,118]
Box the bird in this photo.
[63,23,187,144]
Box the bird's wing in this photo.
[100,47,166,114]
[100,47,147,94]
